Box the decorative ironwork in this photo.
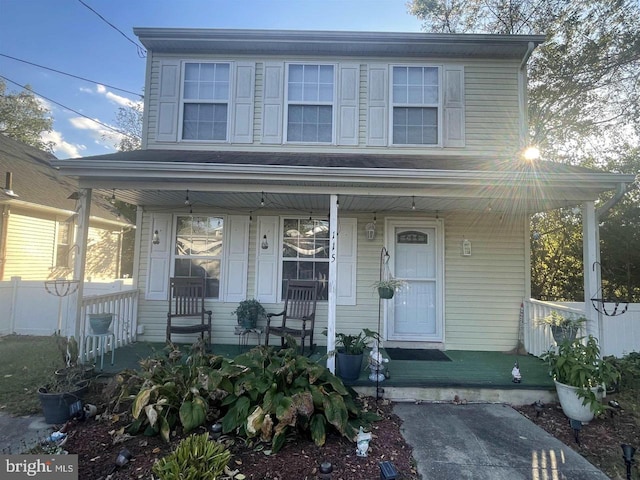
[590,297,629,317]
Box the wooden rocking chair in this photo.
[265,280,318,354]
[166,277,212,345]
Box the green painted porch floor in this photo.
[95,342,554,391]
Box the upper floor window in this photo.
[182,63,230,141]
[174,215,224,298]
[286,64,334,143]
[392,66,440,145]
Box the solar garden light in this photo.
[569,418,582,445]
[621,444,636,480]
[379,461,398,480]
[318,461,333,480]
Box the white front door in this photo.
[386,219,444,342]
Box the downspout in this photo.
[518,41,536,149]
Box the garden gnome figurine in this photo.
[356,426,372,457]
[512,361,522,383]
[368,342,389,382]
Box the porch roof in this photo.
[54,150,636,215]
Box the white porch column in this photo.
[582,201,600,339]
[71,188,92,343]
[326,194,339,373]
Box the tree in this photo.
[0,79,54,151]
[408,0,640,301]
[113,101,142,152]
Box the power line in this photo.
[0,74,141,142]
[0,53,142,98]
[77,0,146,58]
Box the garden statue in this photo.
[356,426,372,457]
[511,361,522,383]
[368,342,389,382]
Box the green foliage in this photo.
[152,433,231,480]
[329,328,380,355]
[0,79,54,152]
[607,352,640,391]
[109,341,380,453]
[231,299,266,327]
[541,335,620,414]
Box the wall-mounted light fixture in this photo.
[261,234,269,249]
[110,188,116,205]
[152,230,160,245]
[365,222,376,240]
[462,239,471,256]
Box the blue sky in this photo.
[0,0,422,158]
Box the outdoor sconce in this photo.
[261,234,269,249]
[152,230,160,245]
[365,222,376,240]
[462,239,471,256]
[621,444,636,480]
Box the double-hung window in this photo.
[281,218,329,300]
[55,220,71,268]
[182,63,230,141]
[174,215,224,298]
[286,64,334,143]
[392,66,440,145]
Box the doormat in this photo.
[384,348,451,362]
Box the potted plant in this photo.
[39,335,91,424]
[541,311,586,344]
[332,328,380,382]
[232,299,266,329]
[372,278,406,299]
[541,335,620,422]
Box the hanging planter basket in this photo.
[377,286,395,299]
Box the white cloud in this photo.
[95,84,140,108]
[69,116,124,150]
[41,130,85,158]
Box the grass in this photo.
[0,335,66,415]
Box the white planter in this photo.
[554,379,599,423]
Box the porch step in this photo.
[354,385,557,406]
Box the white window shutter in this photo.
[367,64,388,146]
[145,213,172,300]
[156,61,180,142]
[255,216,279,303]
[223,215,249,302]
[262,62,284,144]
[338,64,360,145]
[443,65,465,147]
[336,218,357,306]
[231,62,255,143]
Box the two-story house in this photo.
[55,29,636,359]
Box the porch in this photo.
[94,341,556,405]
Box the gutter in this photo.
[596,181,637,220]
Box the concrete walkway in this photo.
[394,403,609,480]
[0,412,50,454]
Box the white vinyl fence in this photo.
[0,277,138,352]
[524,298,640,358]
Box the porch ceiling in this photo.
[54,150,636,215]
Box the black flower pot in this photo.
[38,380,89,424]
[378,286,394,299]
[336,351,363,382]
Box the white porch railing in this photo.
[524,299,640,358]
[523,299,586,357]
[81,289,139,349]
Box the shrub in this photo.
[152,433,230,480]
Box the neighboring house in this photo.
[54,29,636,354]
[0,134,132,281]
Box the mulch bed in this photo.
[61,397,419,480]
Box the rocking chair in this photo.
[166,277,212,345]
[265,280,318,354]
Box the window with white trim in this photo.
[281,218,329,300]
[55,220,72,268]
[174,215,224,298]
[392,66,440,145]
[286,64,334,143]
[181,63,230,141]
